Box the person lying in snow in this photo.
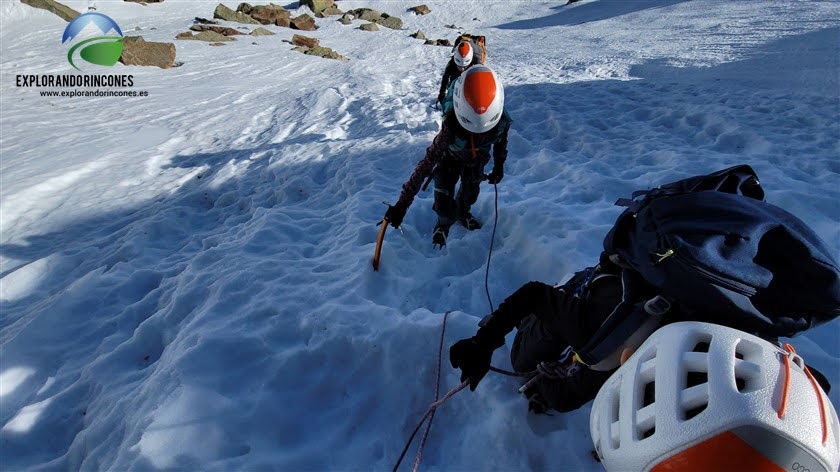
[449,164,840,414]
[383,65,512,248]
[450,253,835,414]
[450,253,632,413]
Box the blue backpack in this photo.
[578,165,840,367]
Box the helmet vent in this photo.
[608,380,621,449]
[692,341,710,353]
[633,348,658,441]
[642,380,656,408]
[640,379,657,438]
[733,338,765,393]
[680,336,713,420]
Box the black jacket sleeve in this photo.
[438,60,459,103]
[476,267,621,351]
[476,281,570,348]
[492,117,510,169]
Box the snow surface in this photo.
[1,0,839,470]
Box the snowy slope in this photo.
[1,0,839,470]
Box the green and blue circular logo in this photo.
[62,12,124,71]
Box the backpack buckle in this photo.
[644,295,671,316]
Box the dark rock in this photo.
[250,4,290,25]
[290,13,317,30]
[190,24,243,35]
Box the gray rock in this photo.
[250,27,275,35]
[376,15,402,30]
[350,8,381,22]
[408,5,430,15]
[410,30,425,40]
[344,8,402,30]
[20,0,80,22]
[214,3,260,24]
[299,0,335,18]
[303,45,348,61]
[337,14,352,25]
[359,22,378,32]
[321,5,343,17]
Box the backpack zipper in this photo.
[661,236,758,297]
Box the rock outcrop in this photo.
[120,36,177,68]
[20,0,80,22]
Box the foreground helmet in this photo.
[452,65,504,134]
[590,321,839,472]
[453,41,473,68]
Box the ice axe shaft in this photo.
[373,217,388,271]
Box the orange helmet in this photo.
[452,65,505,134]
[453,41,473,68]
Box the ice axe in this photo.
[373,217,388,271]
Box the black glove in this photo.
[487,164,504,184]
[449,337,495,391]
[383,201,408,228]
[437,93,445,107]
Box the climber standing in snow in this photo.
[382,65,512,248]
[436,41,477,108]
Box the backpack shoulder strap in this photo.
[574,270,670,371]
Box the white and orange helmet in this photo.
[590,321,840,472]
[452,65,505,134]
[453,41,473,68]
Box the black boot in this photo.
[459,211,482,231]
[432,222,450,248]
